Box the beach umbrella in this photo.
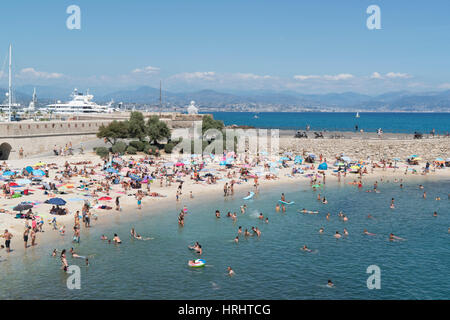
[11,193,22,198]
[175,162,184,167]
[129,174,141,181]
[34,162,46,167]
[16,179,32,185]
[106,167,118,174]
[98,196,112,201]
[2,171,15,176]
[8,182,19,187]
[13,203,33,212]
[318,163,328,170]
[46,198,67,206]
[280,157,290,161]
[25,166,33,173]
[219,161,226,166]
[435,158,444,162]
[32,169,45,176]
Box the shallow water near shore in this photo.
[1,177,449,299]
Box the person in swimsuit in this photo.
[61,249,69,271]
[23,227,30,249]
[2,229,13,253]
[113,234,122,244]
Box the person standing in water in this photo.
[23,227,30,249]
[61,249,69,272]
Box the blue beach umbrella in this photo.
[32,169,45,176]
[2,171,15,176]
[129,174,141,181]
[106,167,118,174]
[46,198,67,206]
[25,166,33,173]
[318,163,328,170]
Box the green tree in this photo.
[202,115,224,133]
[147,116,171,145]
[97,120,129,146]
[128,111,147,141]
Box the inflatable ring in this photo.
[188,259,206,268]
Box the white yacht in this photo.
[45,89,115,114]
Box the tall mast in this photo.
[8,44,12,122]
[159,80,162,117]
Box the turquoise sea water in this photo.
[0,177,449,299]
[208,112,450,134]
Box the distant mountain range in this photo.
[1,85,450,111]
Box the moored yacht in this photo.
[45,89,115,114]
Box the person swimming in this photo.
[390,198,395,209]
[389,233,405,241]
[301,245,312,252]
[70,247,86,259]
[334,231,342,239]
[327,280,334,287]
[113,234,122,244]
[227,266,235,276]
[364,229,376,236]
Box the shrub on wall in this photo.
[111,141,127,155]
[95,147,110,159]
[129,140,145,152]
[126,146,137,154]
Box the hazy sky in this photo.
[1,0,450,94]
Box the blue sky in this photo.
[1,0,450,94]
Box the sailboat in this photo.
[0,44,21,121]
[355,112,360,118]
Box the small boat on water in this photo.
[355,112,360,118]
[254,114,259,119]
